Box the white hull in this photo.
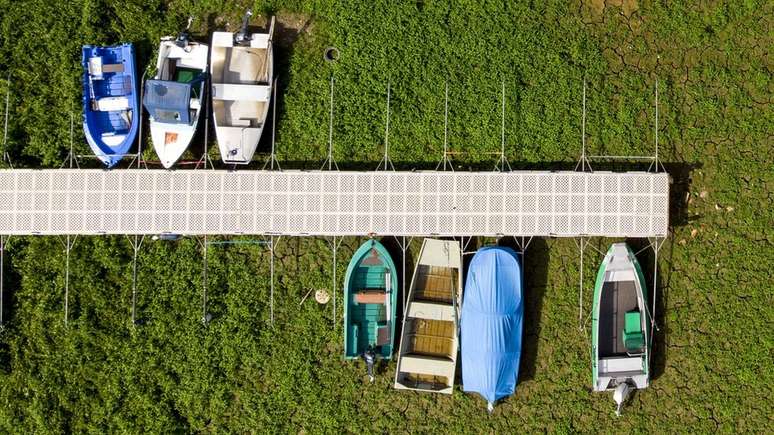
[394,239,462,394]
[211,18,274,165]
[150,121,198,168]
[148,39,208,169]
[593,243,650,394]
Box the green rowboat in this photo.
[343,239,399,364]
[591,242,650,415]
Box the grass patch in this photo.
[0,0,771,431]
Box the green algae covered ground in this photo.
[0,0,771,432]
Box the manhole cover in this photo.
[324,47,340,63]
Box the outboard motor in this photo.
[362,346,376,382]
[235,9,253,45]
[175,17,194,49]
[613,382,632,416]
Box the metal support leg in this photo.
[62,235,77,326]
[129,235,144,326]
[436,81,453,171]
[575,79,592,173]
[377,81,395,171]
[400,236,408,315]
[326,236,344,329]
[65,235,69,326]
[203,73,212,170]
[461,236,476,256]
[578,237,585,330]
[270,235,275,326]
[135,69,147,169]
[263,77,281,170]
[394,236,412,315]
[0,235,5,328]
[321,75,339,171]
[202,235,209,324]
[2,73,13,168]
[332,236,337,329]
[496,79,511,172]
[648,79,664,173]
[649,237,663,340]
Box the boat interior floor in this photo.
[598,280,640,357]
[212,47,269,84]
[413,265,456,304]
[398,373,450,391]
[213,100,266,128]
[403,318,455,359]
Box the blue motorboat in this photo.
[81,43,139,167]
[460,246,524,412]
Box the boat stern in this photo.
[595,355,649,392]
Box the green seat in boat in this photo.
[174,67,199,83]
[623,311,644,352]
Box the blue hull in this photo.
[81,44,139,168]
[461,246,524,408]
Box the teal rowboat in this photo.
[591,242,650,415]
[344,240,399,363]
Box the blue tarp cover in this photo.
[461,246,523,406]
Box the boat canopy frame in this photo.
[143,76,205,125]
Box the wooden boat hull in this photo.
[81,44,139,168]
[394,239,462,394]
[592,243,650,392]
[343,240,398,360]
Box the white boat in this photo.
[592,242,651,416]
[210,12,274,165]
[143,30,208,168]
[394,239,462,394]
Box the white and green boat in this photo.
[592,242,650,415]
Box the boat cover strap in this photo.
[212,84,270,102]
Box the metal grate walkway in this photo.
[0,170,669,237]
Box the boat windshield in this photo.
[142,77,204,125]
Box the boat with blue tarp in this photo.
[461,246,523,412]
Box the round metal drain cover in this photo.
[324,47,340,63]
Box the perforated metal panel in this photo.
[0,170,669,237]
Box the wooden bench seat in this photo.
[355,290,386,304]
[399,354,455,377]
